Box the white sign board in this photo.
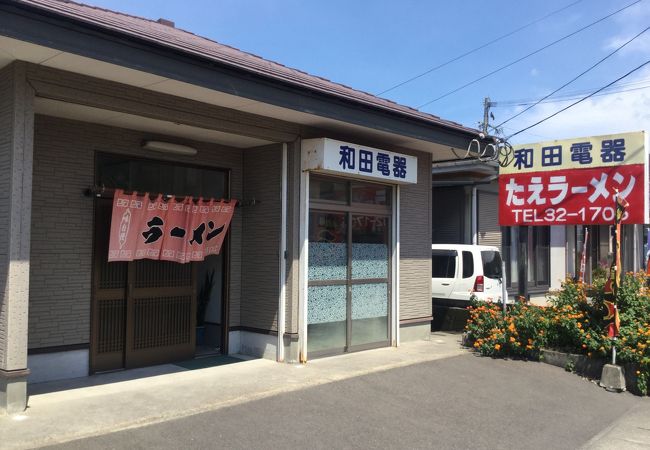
[302,138,417,184]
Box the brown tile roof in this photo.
[17,0,481,136]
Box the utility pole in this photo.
[482,96,527,301]
[482,97,491,134]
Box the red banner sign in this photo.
[498,164,645,225]
[108,190,236,263]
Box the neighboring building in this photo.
[432,133,648,305]
[0,0,486,413]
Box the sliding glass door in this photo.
[307,176,392,356]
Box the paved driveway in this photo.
[44,353,643,450]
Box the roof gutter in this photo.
[431,174,498,186]
[0,2,484,150]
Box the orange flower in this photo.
[509,337,516,343]
[495,344,501,350]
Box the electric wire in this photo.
[500,83,650,106]
[376,0,584,96]
[505,59,650,140]
[495,25,650,128]
[493,77,650,106]
[416,0,642,109]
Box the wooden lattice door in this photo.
[91,199,196,373]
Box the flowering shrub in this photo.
[614,273,650,395]
[466,301,546,358]
[465,273,650,395]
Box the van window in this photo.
[462,251,474,278]
[481,250,503,279]
[432,250,456,278]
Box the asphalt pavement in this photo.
[42,353,646,450]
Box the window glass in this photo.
[352,215,388,279]
[534,227,550,285]
[96,154,226,199]
[310,177,347,203]
[432,250,456,278]
[308,211,347,281]
[462,251,474,278]
[503,227,550,288]
[351,283,388,346]
[481,251,502,279]
[351,182,391,206]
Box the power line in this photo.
[506,59,650,140]
[499,83,650,107]
[417,0,642,109]
[495,25,650,128]
[493,77,650,106]
[376,0,584,96]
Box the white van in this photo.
[431,244,505,307]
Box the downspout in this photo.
[394,185,401,346]
[277,143,287,362]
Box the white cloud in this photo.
[613,0,650,25]
[603,31,650,56]
[503,66,650,144]
[490,2,650,144]
[603,1,650,55]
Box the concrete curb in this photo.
[580,401,650,449]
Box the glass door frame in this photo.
[307,175,394,358]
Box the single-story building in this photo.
[0,0,487,413]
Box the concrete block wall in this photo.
[28,115,244,349]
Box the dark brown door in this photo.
[91,199,196,373]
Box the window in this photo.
[309,176,392,207]
[351,182,391,206]
[462,251,474,278]
[96,153,226,199]
[432,250,456,278]
[481,250,502,279]
[503,227,550,289]
[309,177,347,203]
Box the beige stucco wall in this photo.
[241,144,282,332]
[399,149,433,323]
[28,115,244,349]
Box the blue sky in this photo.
[82,0,649,143]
